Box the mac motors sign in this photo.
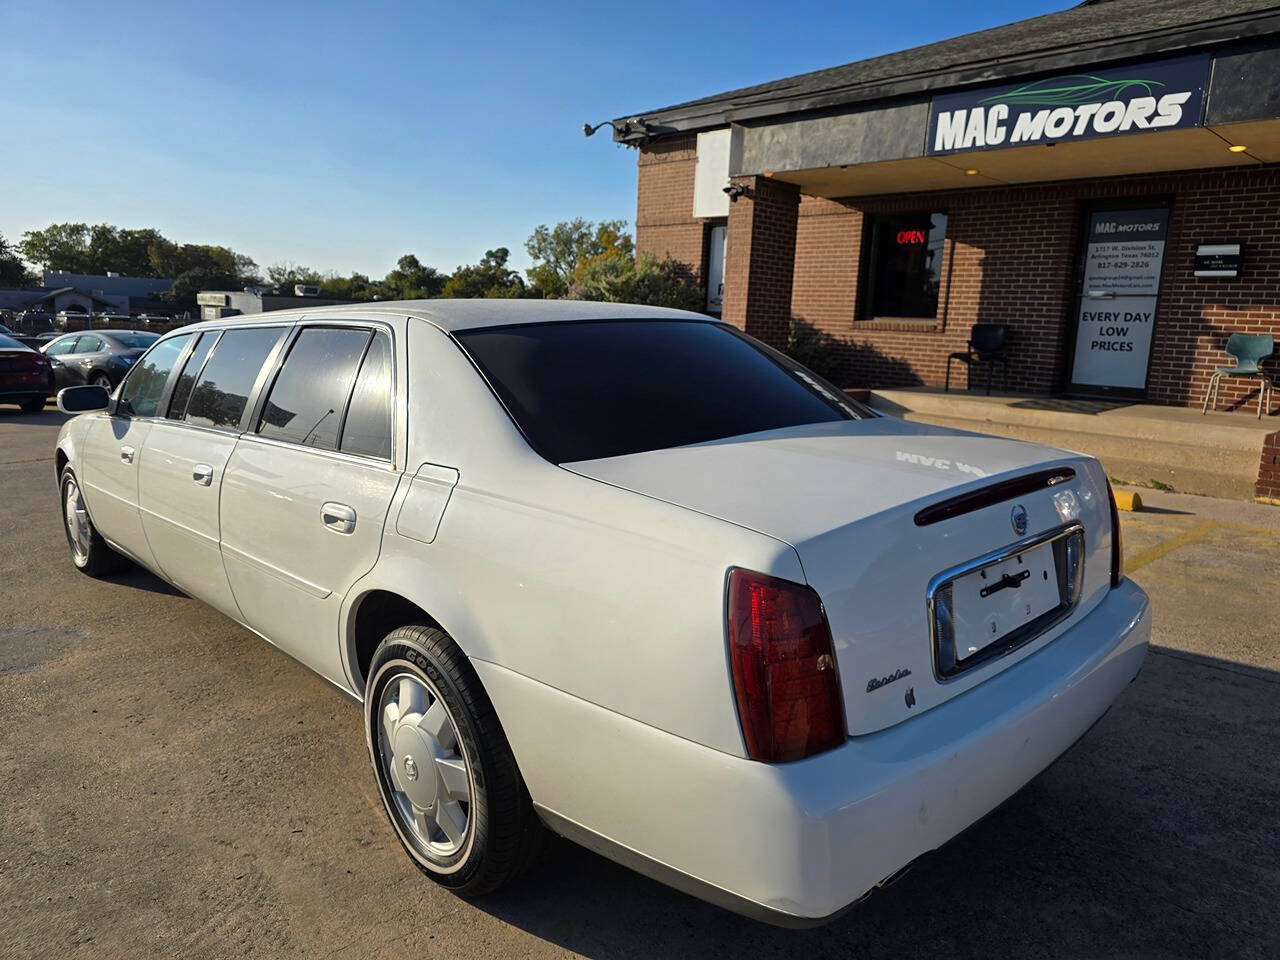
[927,55,1209,156]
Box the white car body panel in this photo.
[566,421,1115,735]
[55,299,1150,925]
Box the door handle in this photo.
[321,502,357,534]
[120,445,135,463]
[193,463,213,486]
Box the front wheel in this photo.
[19,397,45,412]
[60,466,128,576]
[365,625,547,895]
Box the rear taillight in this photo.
[726,569,845,762]
[1106,481,1125,587]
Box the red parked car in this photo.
[0,333,54,412]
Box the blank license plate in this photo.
[949,541,1060,662]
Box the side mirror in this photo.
[57,384,112,414]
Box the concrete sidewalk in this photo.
[871,387,1275,500]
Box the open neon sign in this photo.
[896,229,927,245]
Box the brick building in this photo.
[614,0,1280,413]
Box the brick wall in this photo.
[635,136,1280,413]
[722,176,800,347]
[635,136,705,272]
[790,166,1280,409]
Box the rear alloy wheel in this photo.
[365,625,547,895]
[60,466,127,577]
[91,373,113,390]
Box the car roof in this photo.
[181,299,720,335]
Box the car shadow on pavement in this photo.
[474,645,1280,959]
[0,408,70,426]
[109,565,186,597]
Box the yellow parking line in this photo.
[1125,520,1220,574]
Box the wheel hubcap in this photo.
[377,672,472,858]
[64,479,90,564]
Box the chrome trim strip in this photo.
[926,521,1085,683]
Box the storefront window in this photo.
[862,211,948,321]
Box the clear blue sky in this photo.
[1,0,1069,278]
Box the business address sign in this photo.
[927,55,1210,156]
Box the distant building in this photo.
[0,271,176,320]
[196,288,359,321]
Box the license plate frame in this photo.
[927,522,1085,681]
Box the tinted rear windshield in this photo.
[456,319,865,463]
[105,332,160,349]
[0,334,25,350]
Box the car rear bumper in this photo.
[477,578,1150,925]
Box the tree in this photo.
[441,248,533,299]
[158,244,261,307]
[382,254,446,299]
[19,223,92,273]
[568,254,704,311]
[266,261,326,293]
[525,218,633,298]
[86,225,167,276]
[0,232,38,287]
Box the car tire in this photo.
[91,372,113,390]
[20,397,45,412]
[59,465,128,577]
[365,625,548,896]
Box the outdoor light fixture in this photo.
[1228,144,1249,153]
[724,183,753,202]
[583,120,613,137]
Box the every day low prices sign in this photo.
[927,55,1210,156]
[1070,208,1170,391]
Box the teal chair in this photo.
[1202,333,1274,418]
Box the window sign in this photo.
[1070,208,1169,391]
[863,212,947,320]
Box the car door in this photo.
[67,335,105,385]
[136,325,287,619]
[219,322,401,685]
[79,333,195,569]
[43,335,82,389]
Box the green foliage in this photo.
[568,254,704,311]
[20,222,173,277]
[0,232,38,287]
[525,218,634,298]
[383,254,446,299]
[441,248,534,299]
[785,318,847,383]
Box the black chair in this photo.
[945,323,1010,395]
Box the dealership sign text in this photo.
[927,55,1209,156]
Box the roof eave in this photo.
[612,8,1280,144]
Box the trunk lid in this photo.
[566,417,1114,735]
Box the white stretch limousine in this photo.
[54,300,1149,926]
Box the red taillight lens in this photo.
[726,569,845,762]
[1106,481,1124,587]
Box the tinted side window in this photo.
[119,335,193,418]
[185,327,282,430]
[258,327,370,449]
[76,336,104,353]
[44,337,78,356]
[340,332,393,460]
[167,331,217,419]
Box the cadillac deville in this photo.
[54,300,1149,925]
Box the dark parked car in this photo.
[40,330,160,391]
[0,333,53,411]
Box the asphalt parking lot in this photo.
[2,410,1277,959]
